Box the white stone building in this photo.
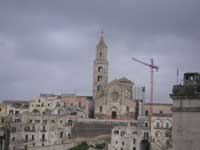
[110,118,150,150]
[151,114,172,150]
[9,113,74,150]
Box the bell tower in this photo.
[93,32,109,100]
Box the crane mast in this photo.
[131,57,159,116]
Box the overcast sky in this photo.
[0,0,199,103]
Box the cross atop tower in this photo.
[97,31,107,49]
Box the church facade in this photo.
[93,33,137,119]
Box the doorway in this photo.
[140,140,150,150]
[112,111,117,119]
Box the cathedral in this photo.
[93,33,138,119]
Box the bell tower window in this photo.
[98,66,103,72]
[98,76,102,82]
[99,52,102,59]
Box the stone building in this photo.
[30,94,92,118]
[143,103,172,117]
[170,72,200,150]
[9,112,73,150]
[93,33,139,120]
[150,114,172,150]
[110,118,150,150]
[0,100,29,150]
[2,100,29,115]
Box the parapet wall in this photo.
[72,119,130,138]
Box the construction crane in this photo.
[131,57,159,116]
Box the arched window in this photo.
[156,121,161,128]
[165,122,170,129]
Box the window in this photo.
[32,126,35,131]
[41,103,44,107]
[126,106,129,112]
[32,135,34,141]
[36,120,40,123]
[42,126,46,132]
[9,110,13,114]
[145,110,149,116]
[156,122,160,128]
[165,131,171,138]
[160,110,163,114]
[60,132,63,138]
[133,147,136,150]
[165,122,170,129]
[0,108,1,111]
[97,86,102,91]
[60,120,63,124]
[145,122,148,127]
[25,135,28,140]
[68,120,73,126]
[155,132,158,137]
[12,137,15,141]
[98,76,103,82]
[114,130,119,135]
[30,120,32,123]
[2,118,4,123]
[115,141,118,144]
[121,148,123,150]
[38,99,41,103]
[144,132,149,139]
[122,141,125,145]
[100,106,103,112]
[79,102,81,107]
[68,133,71,138]
[15,111,19,114]
[133,138,136,144]
[42,134,45,140]
[121,131,125,137]
[99,52,102,58]
[98,66,103,72]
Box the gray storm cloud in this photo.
[0,0,200,103]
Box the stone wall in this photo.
[72,119,129,138]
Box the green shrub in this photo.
[95,143,106,149]
[70,141,90,150]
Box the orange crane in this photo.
[131,57,159,116]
